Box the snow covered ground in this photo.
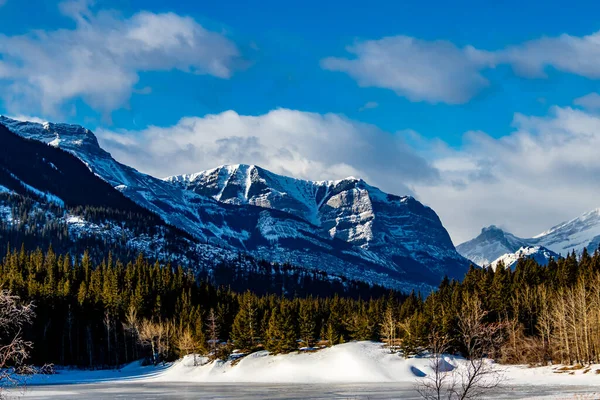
[6,342,600,399]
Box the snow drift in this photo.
[23,341,600,387]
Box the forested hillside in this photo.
[2,244,600,369]
[1,116,471,291]
[0,246,405,367]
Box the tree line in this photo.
[3,243,600,370]
[0,245,407,368]
[0,193,397,300]
[413,248,600,366]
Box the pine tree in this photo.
[231,292,258,351]
[298,300,316,348]
[265,302,297,354]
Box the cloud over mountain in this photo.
[97,101,600,245]
[97,108,439,196]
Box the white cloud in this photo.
[0,0,241,116]
[323,31,600,104]
[574,92,600,111]
[322,36,493,104]
[97,108,439,196]
[500,32,600,78]
[414,106,600,243]
[359,101,379,111]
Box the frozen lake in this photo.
[6,343,600,399]
[9,382,600,400]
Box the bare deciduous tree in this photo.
[176,328,203,366]
[123,306,140,362]
[138,319,168,365]
[416,294,506,400]
[380,304,397,353]
[0,291,35,398]
[416,332,455,400]
[454,294,505,400]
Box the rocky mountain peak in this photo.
[2,117,470,290]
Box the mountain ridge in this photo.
[489,245,559,270]
[0,116,470,290]
[458,210,600,267]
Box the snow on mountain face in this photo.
[167,164,468,282]
[1,116,470,290]
[490,246,558,271]
[459,209,600,267]
[166,165,383,243]
[533,208,600,256]
[456,225,529,266]
[0,115,228,242]
[166,164,335,226]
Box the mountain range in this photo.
[457,209,600,268]
[0,116,470,291]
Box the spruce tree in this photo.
[231,292,258,351]
[298,301,316,347]
[265,302,297,354]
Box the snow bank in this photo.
[150,341,438,383]
[20,342,600,387]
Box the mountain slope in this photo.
[0,116,221,241]
[0,116,470,290]
[490,246,559,271]
[166,164,468,284]
[0,121,404,299]
[456,225,530,266]
[459,209,600,266]
[0,122,158,214]
[0,121,213,263]
[533,209,600,256]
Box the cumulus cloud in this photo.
[0,0,241,116]
[574,92,600,111]
[322,36,493,104]
[500,32,600,78]
[97,108,439,195]
[414,106,600,243]
[323,31,600,104]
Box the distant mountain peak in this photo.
[482,225,503,232]
[490,245,558,271]
[533,208,600,239]
[165,163,410,229]
[456,226,528,267]
[460,207,600,266]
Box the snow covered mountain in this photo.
[533,208,600,256]
[165,164,465,278]
[0,116,470,290]
[459,209,600,266]
[455,225,530,266]
[490,246,559,271]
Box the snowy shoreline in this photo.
[18,342,600,387]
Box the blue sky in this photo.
[3,0,600,141]
[2,0,600,243]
